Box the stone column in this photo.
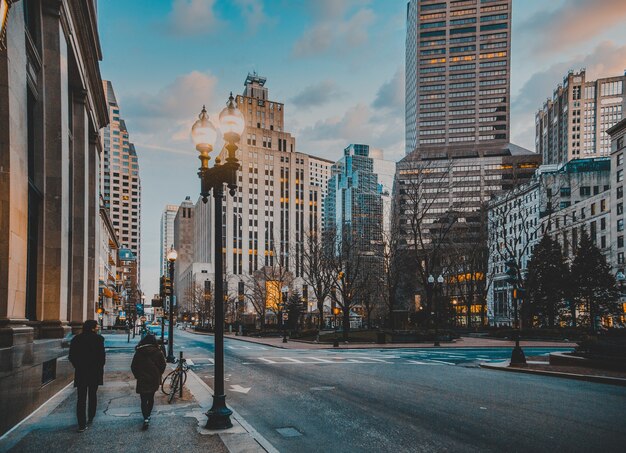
[69,90,89,333]
[39,0,70,338]
[87,130,100,321]
[0,0,34,351]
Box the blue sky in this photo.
[97,0,626,297]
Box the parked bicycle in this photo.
[161,356,189,403]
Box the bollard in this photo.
[179,351,184,397]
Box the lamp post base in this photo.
[510,338,527,366]
[205,395,233,430]
[166,354,176,363]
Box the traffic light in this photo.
[160,276,171,298]
[505,259,518,285]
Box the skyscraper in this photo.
[405,0,512,154]
[101,81,142,279]
[173,196,195,310]
[160,204,179,276]
[536,70,626,165]
[209,74,329,300]
[325,144,385,259]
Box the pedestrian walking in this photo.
[131,334,166,430]
[68,319,106,432]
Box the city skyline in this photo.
[97,0,626,298]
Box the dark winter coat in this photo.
[68,332,106,387]
[131,344,167,394]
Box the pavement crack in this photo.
[103,395,128,416]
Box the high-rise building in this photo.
[101,81,142,279]
[207,74,328,304]
[308,155,334,229]
[325,145,385,259]
[405,0,512,154]
[536,70,626,165]
[609,118,626,280]
[173,197,195,311]
[370,149,397,237]
[160,204,179,276]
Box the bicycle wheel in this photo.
[161,370,176,395]
[168,373,180,404]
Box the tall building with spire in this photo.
[101,81,142,280]
[405,0,512,154]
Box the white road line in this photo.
[428,359,455,365]
[280,357,305,363]
[308,357,335,363]
[259,357,277,364]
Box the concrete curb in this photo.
[480,361,626,387]
[185,368,278,453]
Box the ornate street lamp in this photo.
[166,245,178,363]
[191,93,245,430]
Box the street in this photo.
[144,331,626,453]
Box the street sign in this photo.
[119,310,127,320]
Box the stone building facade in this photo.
[487,158,612,326]
[0,0,108,435]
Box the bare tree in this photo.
[394,159,457,321]
[328,228,371,341]
[301,229,334,341]
[243,244,294,331]
[185,283,214,328]
[444,207,489,328]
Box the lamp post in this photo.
[192,94,244,430]
[429,275,444,347]
[166,245,177,363]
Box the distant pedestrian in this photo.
[131,334,166,430]
[68,319,106,432]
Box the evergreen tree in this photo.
[525,233,569,327]
[570,230,620,329]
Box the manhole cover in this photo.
[276,427,302,438]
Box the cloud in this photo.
[233,0,273,32]
[511,41,626,150]
[297,103,405,162]
[122,70,221,151]
[310,0,372,20]
[290,80,344,109]
[167,0,220,36]
[521,0,626,55]
[292,4,375,57]
[372,67,405,115]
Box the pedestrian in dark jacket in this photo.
[131,334,166,429]
[68,319,106,432]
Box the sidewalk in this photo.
[0,349,274,453]
[480,358,626,387]
[214,332,576,350]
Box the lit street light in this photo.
[191,94,245,430]
[166,245,178,363]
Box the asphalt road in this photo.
[169,330,626,453]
